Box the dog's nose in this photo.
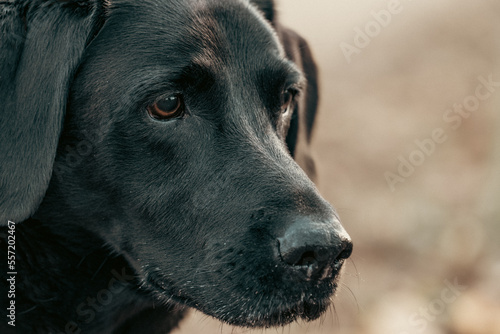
[277,216,352,280]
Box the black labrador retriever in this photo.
[0,0,352,333]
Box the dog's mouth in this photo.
[215,294,333,327]
[142,269,337,327]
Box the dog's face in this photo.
[3,0,351,328]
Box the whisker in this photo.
[341,281,360,312]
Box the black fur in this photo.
[0,1,350,333]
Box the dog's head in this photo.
[0,0,351,327]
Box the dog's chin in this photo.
[215,298,331,328]
[144,273,334,328]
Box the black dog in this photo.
[0,0,352,333]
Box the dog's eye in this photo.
[281,89,295,114]
[147,95,185,120]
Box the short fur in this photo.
[0,1,350,333]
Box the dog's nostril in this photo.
[296,250,317,266]
[277,216,352,280]
[280,248,318,267]
[337,240,353,261]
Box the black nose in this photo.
[277,216,352,281]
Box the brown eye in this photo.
[147,95,184,120]
[281,89,294,114]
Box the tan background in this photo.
[175,1,500,333]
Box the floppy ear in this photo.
[278,26,320,181]
[249,0,275,23]
[249,1,320,180]
[0,0,105,224]
[275,28,319,181]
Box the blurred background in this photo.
[175,0,500,333]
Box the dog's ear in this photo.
[249,0,275,24]
[277,26,320,181]
[249,1,319,180]
[0,0,106,224]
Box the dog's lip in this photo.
[213,296,332,327]
[145,274,193,303]
[142,258,340,326]
[145,272,334,327]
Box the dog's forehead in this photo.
[102,0,284,72]
[187,0,285,66]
